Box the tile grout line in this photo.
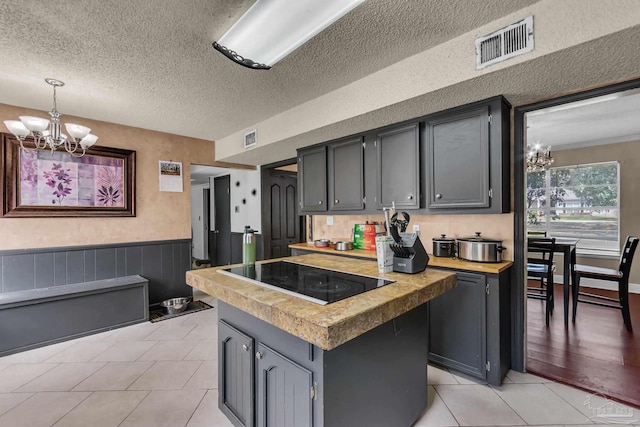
[116,390,152,427]
[8,362,61,393]
[432,381,462,427]
[125,360,158,391]
[43,390,94,427]
[487,382,530,426]
[183,388,209,427]
[541,381,601,424]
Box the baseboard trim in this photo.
[553,274,640,294]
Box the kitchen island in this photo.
[186,254,456,427]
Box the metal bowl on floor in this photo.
[160,297,192,315]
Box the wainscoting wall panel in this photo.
[0,239,192,305]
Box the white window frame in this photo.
[527,161,620,257]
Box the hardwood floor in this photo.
[526,283,640,408]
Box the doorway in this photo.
[514,78,640,407]
[213,175,231,266]
[260,160,305,259]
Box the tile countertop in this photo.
[289,242,513,274]
[186,254,456,351]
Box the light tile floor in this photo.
[0,291,638,427]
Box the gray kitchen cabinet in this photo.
[219,298,431,426]
[219,315,315,427]
[428,271,486,379]
[376,122,420,209]
[424,96,510,213]
[256,343,314,427]
[298,146,327,213]
[327,137,364,211]
[219,320,255,427]
[428,266,512,385]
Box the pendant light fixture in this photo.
[3,79,98,157]
[213,0,366,69]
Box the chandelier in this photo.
[3,78,98,157]
[526,144,553,172]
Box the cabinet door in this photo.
[376,123,420,209]
[298,146,327,212]
[426,106,490,209]
[256,343,313,427]
[328,137,364,210]
[219,320,255,427]
[428,271,487,380]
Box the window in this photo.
[526,161,619,255]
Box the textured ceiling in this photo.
[0,0,539,143]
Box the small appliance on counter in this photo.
[432,234,456,257]
[387,211,428,273]
[390,232,429,274]
[457,232,506,263]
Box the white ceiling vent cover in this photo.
[244,130,257,149]
[475,16,534,69]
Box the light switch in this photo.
[326,216,334,226]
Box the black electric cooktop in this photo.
[218,261,394,305]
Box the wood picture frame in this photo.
[1,132,136,217]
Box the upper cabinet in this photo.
[298,146,327,212]
[328,137,364,211]
[424,96,510,214]
[297,96,510,215]
[375,123,420,210]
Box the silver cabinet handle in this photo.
[256,351,263,360]
[435,194,442,199]
[318,200,323,205]
[335,199,339,204]
[242,344,249,352]
[407,195,413,200]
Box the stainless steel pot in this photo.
[432,234,455,257]
[457,232,506,263]
[334,241,353,251]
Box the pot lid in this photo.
[433,234,455,242]
[458,232,503,243]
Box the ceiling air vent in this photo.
[475,16,534,69]
[244,130,257,149]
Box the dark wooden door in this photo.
[428,271,487,379]
[328,137,364,210]
[426,106,490,209]
[268,172,300,259]
[298,146,327,212]
[214,175,231,266]
[203,188,210,261]
[376,123,420,209]
[219,320,255,427]
[256,342,313,427]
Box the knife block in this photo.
[390,233,429,274]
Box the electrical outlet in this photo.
[326,216,334,226]
[412,224,420,235]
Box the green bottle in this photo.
[242,225,256,265]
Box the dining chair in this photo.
[527,237,556,326]
[572,236,639,331]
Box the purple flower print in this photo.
[43,163,73,205]
[97,185,121,206]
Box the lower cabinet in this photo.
[218,300,430,427]
[428,267,512,385]
[219,321,255,427]
[219,320,313,427]
[256,343,314,427]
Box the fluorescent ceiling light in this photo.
[213,0,366,69]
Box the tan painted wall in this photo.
[0,103,227,250]
[312,213,514,261]
[550,140,640,283]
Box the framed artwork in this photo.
[1,133,136,217]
